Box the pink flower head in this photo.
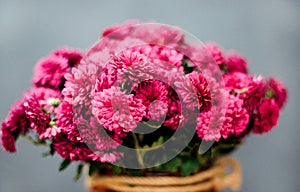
[101,20,139,39]
[162,86,182,130]
[133,79,169,121]
[53,135,92,161]
[92,86,146,134]
[225,52,248,73]
[176,71,212,111]
[24,96,51,137]
[62,63,99,108]
[197,95,249,141]
[33,55,69,89]
[33,47,83,90]
[205,43,225,65]
[53,47,83,67]
[23,88,61,139]
[1,100,29,152]
[253,99,280,134]
[130,24,184,46]
[224,72,266,112]
[266,77,288,109]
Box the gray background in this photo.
[0,0,299,191]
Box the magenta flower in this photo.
[266,77,288,109]
[197,95,249,141]
[253,99,280,134]
[205,43,225,65]
[92,86,146,134]
[32,55,69,89]
[225,52,248,73]
[133,79,169,121]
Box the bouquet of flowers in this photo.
[1,22,287,187]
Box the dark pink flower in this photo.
[92,86,146,134]
[33,47,83,90]
[205,43,225,65]
[32,55,69,89]
[253,99,280,134]
[52,135,92,161]
[175,71,212,111]
[197,95,249,141]
[23,88,61,139]
[1,100,29,152]
[225,53,248,73]
[62,63,99,107]
[1,127,17,152]
[162,86,182,130]
[224,72,266,112]
[133,79,169,121]
[53,47,83,67]
[266,77,288,109]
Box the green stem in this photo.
[131,132,145,168]
[24,135,49,146]
[142,121,161,129]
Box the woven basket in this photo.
[86,157,242,192]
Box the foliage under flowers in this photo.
[1,22,287,179]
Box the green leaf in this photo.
[73,164,84,181]
[162,157,182,173]
[88,162,101,176]
[181,59,194,74]
[181,156,200,177]
[113,166,122,176]
[151,136,164,148]
[59,159,71,172]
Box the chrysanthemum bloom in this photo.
[56,101,122,151]
[1,87,61,151]
[53,47,83,67]
[224,72,266,112]
[133,79,169,121]
[197,95,249,141]
[33,48,83,90]
[225,53,248,73]
[24,88,62,139]
[92,86,146,134]
[253,99,280,134]
[1,101,29,152]
[266,77,288,109]
[162,86,183,130]
[175,71,212,112]
[52,135,93,161]
[205,43,225,65]
[62,63,99,108]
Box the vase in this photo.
[86,157,241,192]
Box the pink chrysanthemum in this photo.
[225,53,248,73]
[55,101,81,142]
[52,135,92,161]
[53,47,83,67]
[205,43,225,65]
[224,72,266,112]
[1,101,29,152]
[133,79,169,121]
[56,101,122,151]
[266,77,288,109]
[62,63,99,107]
[92,86,146,134]
[175,71,212,111]
[33,55,69,89]
[253,99,280,134]
[24,96,51,137]
[197,95,249,141]
[24,88,61,139]
[162,87,183,130]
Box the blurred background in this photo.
[0,0,299,191]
